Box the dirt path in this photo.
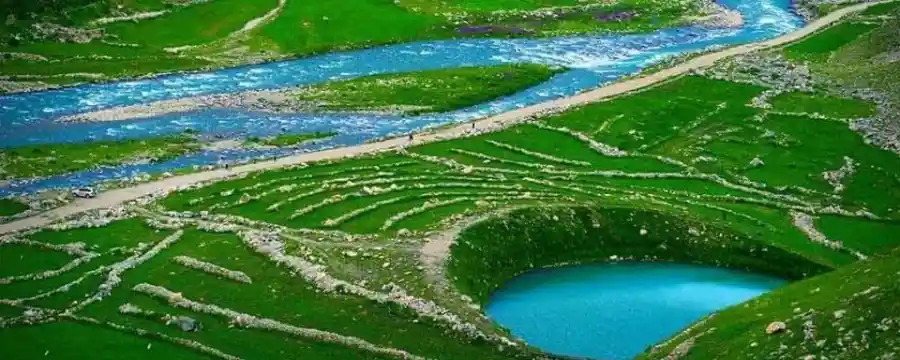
[240,0,286,32]
[0,1,883,235]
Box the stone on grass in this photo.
[167,315,202,332]
[766,321,787,334]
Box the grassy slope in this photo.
[0,0,274,83]
[542,75,899,214]
[292,64,564,114]
[860,0,900,15]
[817,17,900,104]
[0,320,205,360]
[0,242,74,277]
[637,248,900,360]
[0,135,201,180]
[634,10,900,360]
[784,22,881,63]
[768,91,877,118]
[104,0,279,49]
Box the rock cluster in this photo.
[701,53,816,92]
[172,255,253,284]
[237,230,510,344]
[30,23,104,44]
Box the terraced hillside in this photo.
[2,4,900,360]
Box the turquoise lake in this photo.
[485,262,785,360]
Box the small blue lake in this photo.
[485,262,784,360]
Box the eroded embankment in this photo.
[447,206,830,305]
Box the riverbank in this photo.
[0,135,201,180]
[56,64,564,123]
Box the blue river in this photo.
[0,0,803,195]
[485,262,785,360]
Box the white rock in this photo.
[766,321,787,334]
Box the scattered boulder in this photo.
[749,156,765,168]
[166,316,202,332]
[766,321,787,334]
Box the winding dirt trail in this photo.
[0,1,884,235]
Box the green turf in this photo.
[860,0,900,16]
[784,22,880,62]
[768,91,877,118]
[104,0,279,49]
[0,320,207,360]
[815,215,900,255]
[0,243,75,278]
[0,135,200,180]
[28,218,171,252]
[257,131,337,147]
[0,198,29,217]
[0,56,211,81]
[292,64,564,114]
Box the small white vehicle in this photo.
[72,187,97,198]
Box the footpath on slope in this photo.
[0,1,884,235]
